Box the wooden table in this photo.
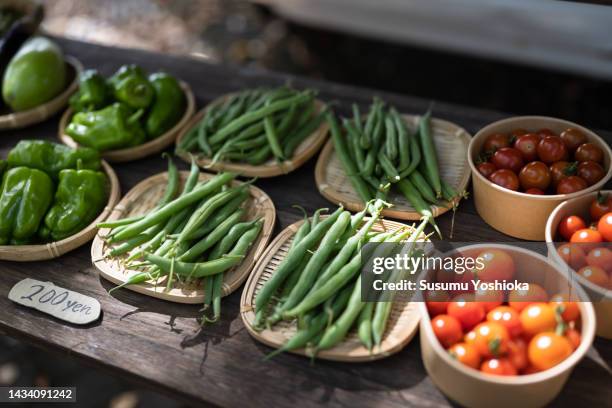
[0,38,610,408]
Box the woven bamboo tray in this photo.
[0,56,82,129]
[92,171,276,304]
[58,81,195,162]
[240,217,424,362]
[0,160,120,261]
[175,94,329,178]
[315,114,472,220]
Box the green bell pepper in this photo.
[145,72,185,139]
[0,167,54,244]
[39,163,108,241]
[65,102,146,151]
[69,69,110,112]
[7,140,100,177]
[108,64,154,109]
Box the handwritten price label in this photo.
[8,278,101,325]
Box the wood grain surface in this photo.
[0,37,610,408]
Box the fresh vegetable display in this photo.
[555,192,612,290]
[176,86,323,165]
[66,64,186,151]
[478,127,607,194]
[252,201,429,357]
[427,249,582,376]
[327,100,462,235]
[0,141,108,245]
[2,36,67,112]
[98,158,262,323]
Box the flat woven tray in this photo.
[315,114,472,220]
[241,217,423,362]
[92,171,276,304]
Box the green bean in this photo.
[352,104,362,132]
[276,102,298,136]
[160,153,179,206]
[177,125,198,151]
[391,109,410,171]
[358,302,374,350]
[418,110,442,197]
[371,101,385,150]
[400,126,422,178]
[179,209,244,262]
[246,145,272,166]
[291,207,311,248]
[188,189,249,240]
[196,106,219,156]
[363,151,376,177]
[97,215,143,229]
[377,150,400,182]
[328,113,372,202]
[108,223,164,257]
[218,93,247,128]
[264,113,285,160]
[204,272,223,323]
[233,134,268,151]
[293,100,316,130]
[310,207,327,229]
[384,115,398,162]
[110,173,236,242]
[441,178,459,202]
[344,119,366,171]
[282,109,327,158]
[203,276,214,309]
[207,218,260,261]
[254,207,344,326]
[396,178,441,238]
[209,92,313,145]
[409,169,437,204]
[361,100,378,149]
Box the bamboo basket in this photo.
[175,94,329,178]
[0,56,82,129]
[0,160,120,261]
[240,217,425,362]
[92,171,276,304]
[315,114,472,220]
[58,81,195,162]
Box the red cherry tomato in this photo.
[448,295,486,331]
[577,161,605,186]
[489,169,519,191]
[549,161,576,187]
[432,314,463,348]
[575,143,603,164]
[508,284,548,313]
[483,133,512,153]
[597,212,612,242]
[557,215,587,241]
[472,322,510,358]
[514,133,540,162]
[590,193,612,221]
[510,128,528,138]
[556,176,588,194]
[537,128,556,137]
[491,147,525,173]
[507,338,528,370]
[474,288,504,312]
[519,161,551,191]
[426,289,451,317]
[570,228,603,244]
[474,249,515,282]
[556,243,587,270]
[565,328,581,350]
[549,293,581,323]
[481,358,517,376]
[586,247,612,272]
[487,306,522,337]
[448,342,481,369]
[525,188,544,195]
[537,136,568,164]
[560,128,587,151]
[528,332,573,370]
[577,265,609,288]
[477,162,497,179]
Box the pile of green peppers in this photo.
[0,140,108,245]
[66,65,186,151]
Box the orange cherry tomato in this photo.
[508,284,548,312]
[464,329,477,345]
[520,303,557,338]
[425,289,451,317]
[556,243,587,271]
[472,321,510,358]
[487,306,522,337]
[565,328,582,350]
[557,215,586,241]
[522,364,542,375]
[577,265,610,288]
[570,228,603,249]
[474,249,515,282]
[448,342,481,369]
[474,288,505,312]
[528,332,573,370]
[432,314,463,348]
[549,293,580,323]
[448,295,486,331]
[480,358,517,376]
[597,212,612,242]
[507,338,528,370]
[586,247,612,272]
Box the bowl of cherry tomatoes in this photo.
[546,190,612,338]
[418,245,595,408]
[468,116,612,240]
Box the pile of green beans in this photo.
[327,99,463,237]
[176,86,325,165]
[254,201,429,358]
[98,156,262,324]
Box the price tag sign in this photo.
[8,278,101,325]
